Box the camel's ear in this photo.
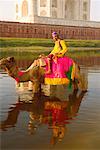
[7,57,15,63]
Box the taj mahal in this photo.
[0,0,100,39]
[15,0,90,23]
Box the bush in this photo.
[0,38,100,48]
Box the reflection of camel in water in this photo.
[0,57,87,93]
[0,90,86,145]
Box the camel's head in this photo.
[0,57,16,69]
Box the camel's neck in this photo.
[5,61,44,83]
[6,64,23,82]
[6,64,18,76]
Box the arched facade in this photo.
[22,0,28,17]
[40,0,47,7]
[52,10,57,18]
[65,0,75,20]
[15,0,90,22]
[52,0,57,7]
[40,10,47,16]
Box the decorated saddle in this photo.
[44,56,76,85]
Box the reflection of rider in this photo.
[44,100,68,144]
[51,102,67,143]
[43,90,86,145]
[46,32,68,74]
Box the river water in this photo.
[0,53,100,150]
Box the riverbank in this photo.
[0,38,100,48]
[0,38,100,59]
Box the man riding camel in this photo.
[46,32,68,74]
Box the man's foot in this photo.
[46,70,51,74]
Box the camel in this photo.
[0,56,87,93]
[0,57,45,92]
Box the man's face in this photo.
[52,36,57,42]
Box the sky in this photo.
[0,0,100,22]
[90,0,100,21]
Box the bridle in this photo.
[4,61,24,83]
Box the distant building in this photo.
[15,0,90,23]
[0,0,100,39]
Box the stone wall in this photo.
[0,21,100,40]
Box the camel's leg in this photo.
[26,60,39,71]
[32,80,41,93]
[15,82,20,88]
[72,80,79,91]
[74,65,88,91]
[15,82,24,90]
[77,73,88,91]
[41,84,50,96]
[28,81,33,91]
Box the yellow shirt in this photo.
[50,40,68,57]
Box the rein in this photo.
[15,71,24,83]
[7,64,24,83]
